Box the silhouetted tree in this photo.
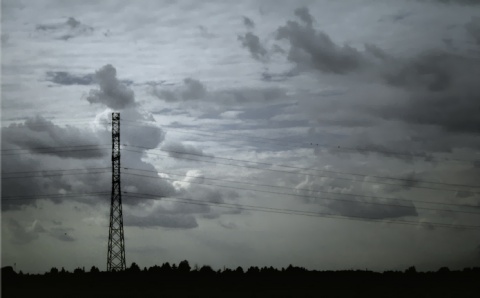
[199,265,215,276]
[49,267,59,275]
[405,266,417,275]
[128,262,141,273]
[90,266,100,274]
[438,267,450,274]
[235,266,244,275]
[161,262,172,274]
[178,260,191,274]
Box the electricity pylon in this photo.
[107,112,126,271]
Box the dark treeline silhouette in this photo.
[2,262,480,297]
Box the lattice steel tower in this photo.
[107,112,126,271]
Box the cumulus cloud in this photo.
[250,6,480,159]
[294,174,418,220]
[86,64,136,110]
[238,32,268,62]
[181,78,207,100]
[123,178,240,229]
[276,15,366,74]
[7,219,46,245]
[294,7,314,28]
[153,78,206,102]
[2,64,171,212]
[242,16,255,29]
[2,116,108,159]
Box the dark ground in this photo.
[2,264,480,297]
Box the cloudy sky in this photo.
[2,0,480,274]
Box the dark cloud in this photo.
[242,16,255,29]
[1,151,111,211]
[153,77,287,111]
[46,71,94,85]
[383,51,457,92]
[182,78,207,100]
[426,0,480,4]
[162,142,212,160]
[326,198,418,220]
[379,10,412,22]
[364,43,390,60]
[36,17,93,40]
[86,64,136,110]
[155,89,178,102]
[378,52,480,134]
[229,87,286,103]
[294,7,314,28]
[465,17,480,45]
[46,70,133,86]
[275,8,367,74]
[265,8,480,141]
[2,116,108,159]
[238,32,268,62]
[295,174,418,220]
[153,78,206,102]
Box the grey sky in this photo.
[2,0,480,274]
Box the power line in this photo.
[1,144,110,152]
[0,119,108,130]
[2,191,110,201]
[121,119,477,164]
[2,167,110,175]
[1,147,110,156]
[122,167,480,210]
[3,189,477,229]
[121,171,480,216]
[125,144,480,190]
[2,170,110,180]
[122,191,480,230]
[123,148,480,195]
[1,117,99,123]
[3,117,476,164]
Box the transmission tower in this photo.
[107,112,126,271]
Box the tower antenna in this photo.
[107,112,126,271]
